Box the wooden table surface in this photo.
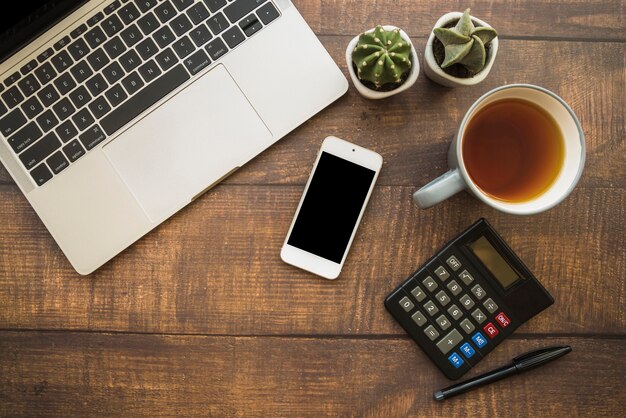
[1,1,625,416]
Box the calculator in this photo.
[384,218,553,380]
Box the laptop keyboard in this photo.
[0,0,280,186]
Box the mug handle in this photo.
[413,169,466,208]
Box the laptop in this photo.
[0,0,347,274]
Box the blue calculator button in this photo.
[460,342,475,358]
[447,352,465,368]
[472,332,488,348]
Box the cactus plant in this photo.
[433,8,497,75]
[351,25,412,89]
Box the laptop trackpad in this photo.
[104,65,271,222]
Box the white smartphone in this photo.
[280,136,383,279]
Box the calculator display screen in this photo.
[468,236,520,289]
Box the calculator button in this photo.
[495,312,511,328]
[484,322,499,338]
[471,308,487,324]
[459,269,474,285]
[436,328,463,354]
[447,304,463,321]
[410,285,426,302]
[411,310,427,327]
[398,296,414,312]
[446,255,462,271]
[460,342,476,359]
[422,276,438,292]
[447,352,464,368]
[435,290,451,307]
[434,266,450,281]
[460,318,475,334]
[483,298,499,314]
[446,279,462,296]
[460,294,475,310]
[471,332,488,348]
[423,300,439,316]
[424,325,440,341]
[435,314,451,331]
[471,284,486,300]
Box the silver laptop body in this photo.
[0,0,347,274]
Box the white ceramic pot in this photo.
[346,25,419,99]
[424,12,499,87]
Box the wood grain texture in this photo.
[1,332,624,417]
[1,39,624,187]
[1,185,623,335]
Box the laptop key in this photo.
[63,139,86,162]
[136,0,158,13]
[172,36,195,58]
[86,74,109,96]
[101,64,190,135]
[56,120,79,143]
[257,2,279,24]
[30,163,53,186]
[53,35,71,51]
[36,110,60,133]
[101,14,124,37]
[80,124,106,150]
[19,132,61,169]
[34,62,57,85]
[153,26,176,48]
[70,24,88,39]
[21,96,44,119]
[172,0,194,11]
[0,108,27,137]
[0,101,6,118]
[138,60,162,83]
[69,86,92,109]
[121,24,144,47]
[239,14,262,37]
[104,0,122,15]
[183,49,211,75]
[37,47,55,63]
[51,50,74,73]
[105,84,128,107]
[103,36,126,60]
[122,72,145,95]
[120,50,142,72]
[18,74,41,97]
[20,59,38,76]
[118,3,141,24]
[154,1,177,23]
[87,12,105,27]
[38,85,61,107]
[54,73,77,96]
[170,14,193,37]
[207,12,229,35]
[8,122,42,153]
[68,39,91,61]
[47,151,69,174]
[155,48,178,71]
[70,61,94,84]
[137,38,159,60]
[73,108,95,132]
[138,12,160,35]
[222,26,245,48]
[4,71,21,87]
[89,96,112,119]
[52,98,76,121]
[87,48,110,72]
[190,24,212,47]
[205,38,228,61]
[2,86,25,108]
[205,0,227,13]
[85,26,108,49]
[224,0,264,23]
[187,3,210,24]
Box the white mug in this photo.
[413,84,585,215]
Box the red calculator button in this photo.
[483,322,499,338]
[495,312,511,328]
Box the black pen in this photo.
[434,345,572,401]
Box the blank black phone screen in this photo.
[287,152,376,263]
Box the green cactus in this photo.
[433,9,497,74]
[352,26,412,89]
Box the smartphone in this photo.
[280,136,383,279]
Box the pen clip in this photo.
[513,345,572,369]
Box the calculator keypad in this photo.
[411,286,426,302]
[422,276,438,292]
[434,266,450,281]
[483,298,498,313]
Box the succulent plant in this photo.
[351,26,412,89]
[433,8,498,74]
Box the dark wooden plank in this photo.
[1,332,624,416]
[0,184,623,335]
[4,38,622,187]
[317,0,626,40]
